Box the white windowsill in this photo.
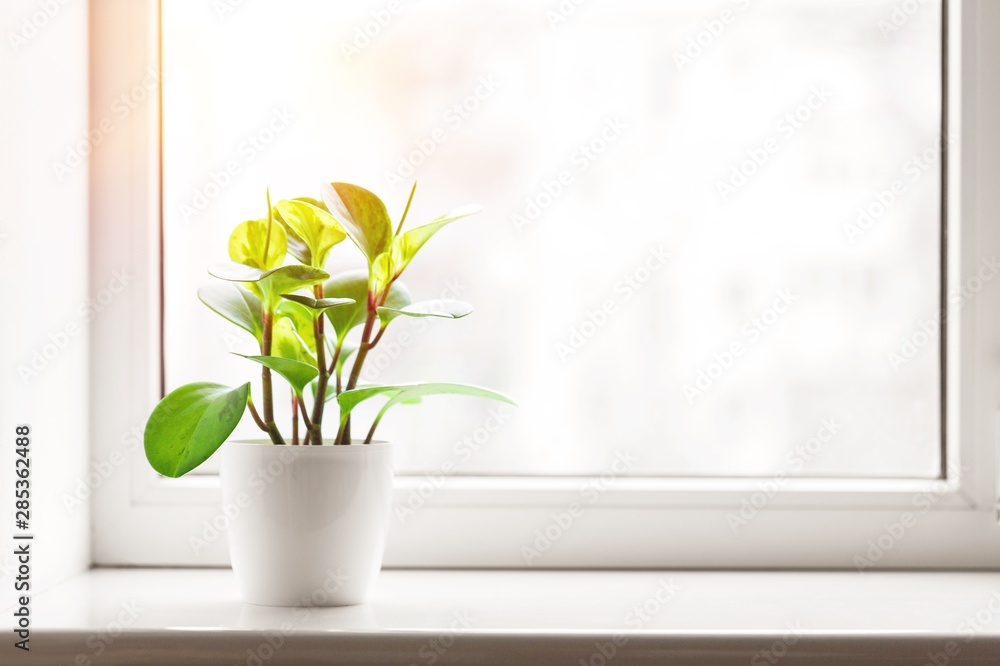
[19,568,1000,665]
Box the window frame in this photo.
[91,0,1000,569]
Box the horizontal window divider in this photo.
[133,473,975,511]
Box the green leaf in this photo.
[382,205,482,282]
[320,182,393,264]
[236,354,318,396]
[277,299,318,351]
[337,382,516,427]
[322,270,411,341]
[274,198,347,269]
[377,300,473,326]
[281,293,356,313]
[198,284,263,344]
[273,198,317,265]
[259,266,330,306]
[272,315,316,362]
[370,205,481,292]
[144,382,249,478]
[210,263,329,310]
[228,219,287,270]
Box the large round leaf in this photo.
[144,382,250,478]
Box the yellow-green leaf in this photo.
[274,198,347,269]
[281,293,356,314]
[272,315,316,363]
[322,269,411,341]
[320,182,393,264]
[210,263,329,311]
[228,219,287,270]
[391,205,481,277]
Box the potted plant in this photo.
[143,182,513,606]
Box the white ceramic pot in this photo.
[220,440,394,607]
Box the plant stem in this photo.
[370,324,387,348]
[346,310,377,390]
[363,409,386,445]
[297,396,314,431]
[310,284,329,444]
[247,394,268,433]
[291,394,299,445]
[336,305,378,445]
[328,337,344,393]
[261,310,285,445]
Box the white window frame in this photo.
[91,0,1000,569]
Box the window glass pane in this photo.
[162,0,942,477]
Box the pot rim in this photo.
[226,439,391,448]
